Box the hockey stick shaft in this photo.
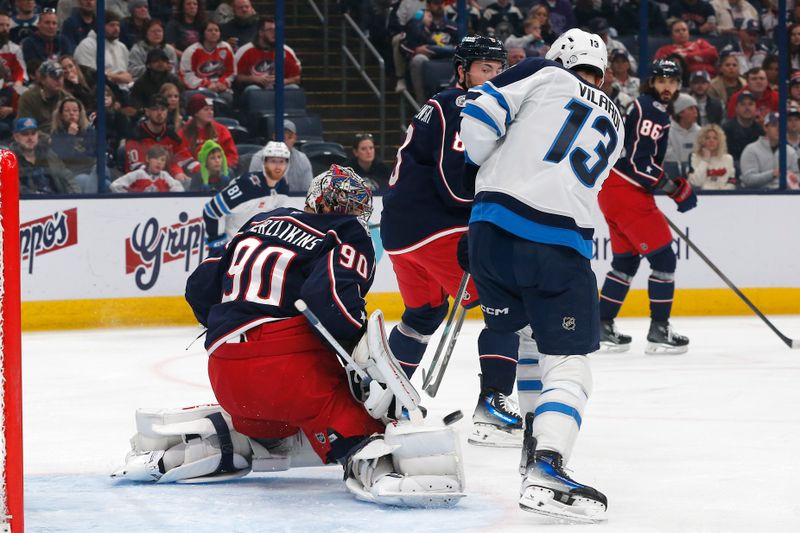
[424,303,467,397]
[666,218,799,349]
[421,272,470,390]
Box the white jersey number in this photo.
[222,237,297,305]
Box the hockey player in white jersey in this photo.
[459,29,624,522]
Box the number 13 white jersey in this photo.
[460,58,625,259]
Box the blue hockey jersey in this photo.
[612,94,671,191]
[381,87,475,253]
[186,207,375,353]
[203,172,290,243]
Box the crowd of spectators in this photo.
[360,0,800,189]
[6,0,313,195]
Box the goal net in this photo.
[0,150,22,532]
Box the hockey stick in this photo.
[666,218,800,349]
[421,273,471,397]
[294,300,425,422]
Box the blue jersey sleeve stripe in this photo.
[518,358,539,365]
[214,193,231,215]
[518,379,543,391]
[475,82,512,125]
[462,103,502,137]
[534,401,582,428]
[203,201,217,219]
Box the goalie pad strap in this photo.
[206,412,236,474]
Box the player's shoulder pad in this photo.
[487,57,562,89]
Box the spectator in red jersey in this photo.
[668,0,718,35]
[708,51,745,103]
[180,20,235,103]
[0,12,27,88]
[233,16,301,95]
[110,144,185,192]
[655,19,719,77]
[125,94,195,183]
[726,67,778,121]
[128,19,178,81]
[166,0,207,54]
[179,92,238,169]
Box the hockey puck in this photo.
[443,410,464,425]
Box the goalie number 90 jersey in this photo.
[460,58,625,259]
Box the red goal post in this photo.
[0,150,22,532]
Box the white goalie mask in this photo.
[546,28,608,82]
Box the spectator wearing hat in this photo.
[10,0,39,43]
[726,67,778,120]
[668,0,718,35]
[128,19,178,81]
[666,93,701,172]
[740,112,800,189]
[21,9,71,65]
[248,119,313,192]
[688,70,723,125]
[655,19,718,77]
[166,0,206,54]
[125,94,194,183]
[712,0,759,36]
[503,16,549,59]
[180,92,238,169]
[11,117,79,194]
[74,10,133,92]
[190,139,233,191]
[481,0,523,40]
[347,132,391,193]
[128,47,183,111]
[719,19,769,74]
[789,72,800,110]
[221,0,258,49]
[61,0,95,51]
[786,104,800,153]
[17,60,69,134]
[180,20,235,103]
[609,49,639,103]
[688,124,736,189]
[722,90,763,170]
[530,0,576,35]
[588,17,638,72]
[121,0,151,48]
[233,16,302,95]
[708,51,746,103]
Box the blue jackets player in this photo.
[382,36,526,448]
[597,59,697,354]
[460,29,622,522]
[202,141,291,256]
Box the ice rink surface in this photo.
[22,316,800,532]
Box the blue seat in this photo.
[241,88,307,132]
[263,114,323,142]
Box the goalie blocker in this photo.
[112,313,465,507]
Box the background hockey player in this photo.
[597,59,697,355]
[459,29,623,522]
[202,140,291,256]
[113,166,465,507]
[381,35,524,447]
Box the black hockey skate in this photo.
[518,415,607,523]
[645,320,689,355]
[598,319,632,353]
[468,380,523,448]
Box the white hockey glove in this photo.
[350,310,422,422]
[344,419,466,508]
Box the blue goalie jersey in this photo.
[186,207,375,353]
[381,87,476,252]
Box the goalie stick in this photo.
[422,273,470,397]
[293,300,425,422]
[666,218,799,349]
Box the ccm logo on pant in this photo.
[481,305,509,316]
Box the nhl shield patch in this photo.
[562,316,576,331]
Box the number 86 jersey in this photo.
[460,58,625,259]
[186,207,375,353]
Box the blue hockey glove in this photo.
[206,235,228,257]
[667,177,697,213]
[456,232,470,273]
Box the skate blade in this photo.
[645,342,689,355]
[597,341,631,353]
[467,423,522,448]
[519,486,607,524]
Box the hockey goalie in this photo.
[112,166,465,508]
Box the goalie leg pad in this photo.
[344,421,466,508]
